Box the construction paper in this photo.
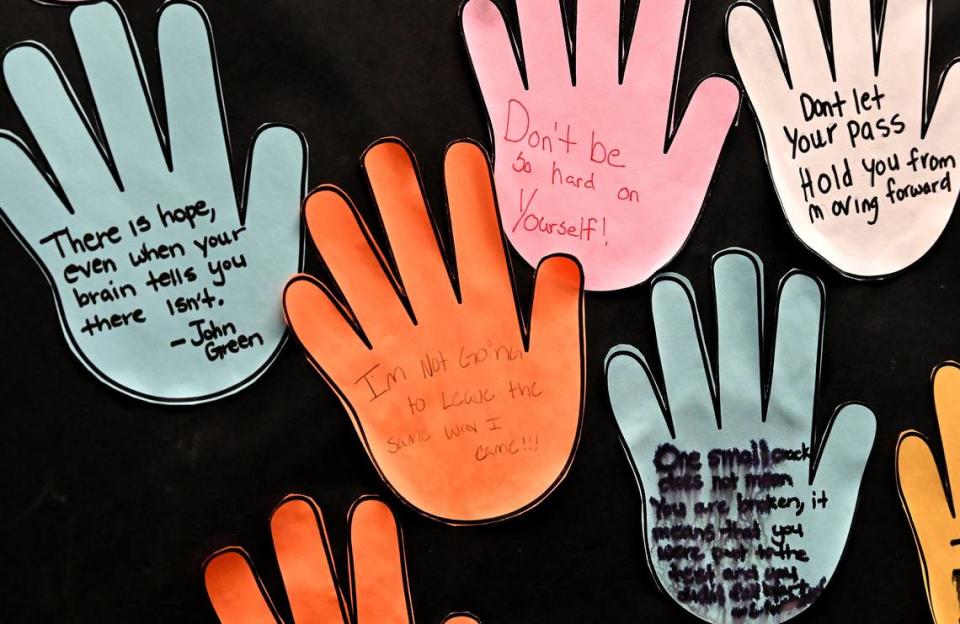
[0,1,306,404]
[283,139,585,524]
[460,0,739,291]
[897,363,960,624]
[204,495,482,623]
[728,0,960,278]
[605,248,876,623]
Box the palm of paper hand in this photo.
[324,297,580,524]
[606,251,875,623]
[0,2,304,403]
[728,0,960,277]
[462,0,738,290]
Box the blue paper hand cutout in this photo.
[0,1,306,403]
[605,249,875,623]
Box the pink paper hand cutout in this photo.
[461,0,739,291]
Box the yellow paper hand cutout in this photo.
[898,363,960,624]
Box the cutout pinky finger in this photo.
[461,0,524,102]
[283,275,372,385]
[204,549,280,624]
[0,133,72,266]
[727,3,789,107]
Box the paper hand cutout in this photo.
[728,0,960,278]
[204,495,480,624]
[0,1,306,403]
[897,363,960,624]
[606,249,875,623]
[284,140,584,524]
[460,0,739,291]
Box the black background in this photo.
[0,0,958,621]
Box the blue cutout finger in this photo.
[805,402,876,572]
[606,345,672,471]
[158,1,231,190]
[3,43,116,206]
[713,249,763,431]
[71,1,168,182]
[768,271,823,433]
[240,125,306,286]
[0,133,71,263]
[813,402,876,489]
[651,275,717,437]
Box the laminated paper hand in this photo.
[204,495,480,624]
[606,249,875,622]
[728,0,960,277]
[461,0,739,291]
[0,1,305,403]
[898,363,960,624]
[284,140,584,524]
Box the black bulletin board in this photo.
[0,0,957,621]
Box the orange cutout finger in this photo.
[203,496,480,623]
[304,188,409,345]
[283,276,373,384]
[528,255,584,356]
[349,499,410,624]
[362,140,457,319]
[204,549,280,624]
[444,141,513,316]
[270,496,347,624]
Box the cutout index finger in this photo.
[461,0,525,103]
[728,3,790,117]
[651,275,717,437]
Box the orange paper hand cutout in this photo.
[204,495,481,624]
[283,139,585,524]
[898,363,960,624]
